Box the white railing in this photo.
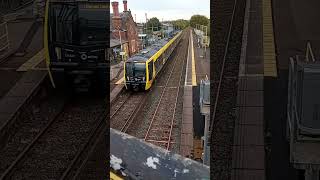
[305,41,316,62]
[0,22,10,59]
[2,11,25,22]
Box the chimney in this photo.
[112,1,119,17]
[123,0,128,11]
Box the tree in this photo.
[189,15,209,28]
[172,19,189,30]
[190,15,210,36]
[146,17,162,33]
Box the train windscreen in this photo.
[49,2,107,46]
[78,8,107,45]
[126,62,146,77]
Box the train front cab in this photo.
[124,60,154,91]
[44,0,108,94]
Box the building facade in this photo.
[110,0,140,57]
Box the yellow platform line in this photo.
[263,0,277,77]
[110,171,124,180]
[190,30,197,86]
[17,48,45,72]
[115,77,124,85]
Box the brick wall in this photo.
[111,11,140,57]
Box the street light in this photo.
[114,27,126,62]
[202,25,208,58]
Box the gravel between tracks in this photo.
[77,129,107,180]
[211,0,246,179]
[0,90,66,177]
[6,96,106,179]
[110,91,146,131]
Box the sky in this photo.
[110,0,210,23]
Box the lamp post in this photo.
[115,27,126,62]
[118,27,124,62]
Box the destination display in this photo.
[79,2,109,9]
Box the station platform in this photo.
[231,0,267,179]
[0,70,47,146]
[180,28,210,161]
[232,0,320,179]
[110,62,123,81]
[180,29,196,158]
[110,62,124,103]
[0,19,43,99]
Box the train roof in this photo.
[126,31,180,63]
[126,38,169,63]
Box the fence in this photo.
[0,22,10,60]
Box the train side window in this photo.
[148,61,153,81]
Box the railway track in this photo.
[123,30,188,153]
[0,94,107,179]
[143,30,188,151]
[143,36,186,150]
[211,0,246,179]
[110,91,147,133]
[0,88,66,177]
[75,128,107,180]
[67,88,136,180]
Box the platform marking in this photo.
[185,29,197,86]
[115,77,124,85]
[110,171,124,180]
[184,31,191,86]
[16,48,44,72]
[191,31,197,86]
[263,0,277,77]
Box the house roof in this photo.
[110,11,136,30]
[110,38,128,48]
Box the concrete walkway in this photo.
[110,61,123,81]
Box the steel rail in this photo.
[120,93,148,133]
[60,92,133,179]
[59,103,108,180]
[70,127,106,180]
[143,43,182,142]
[0,100,67,179]
[165,34,188,150]
[144,31,187,148]
[66,93,146,179]
[110,92,132,119]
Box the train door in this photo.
[148,61,154,82]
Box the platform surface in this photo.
[0,70,47,135]
[232,0,265,179]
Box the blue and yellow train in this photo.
[124,31,182,91]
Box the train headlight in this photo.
[55,47,61,60]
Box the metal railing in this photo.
[305,41,316,62]
[288,54,320,140]
[0,22,10,59]
[199,77,210,165]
